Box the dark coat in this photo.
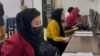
[0,2,4,26]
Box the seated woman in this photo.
[46,8,73,55]
[1,8,44,56]
[64,7,80,34]
[66,7,80,26]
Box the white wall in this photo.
[91,0,100,14]
[55,0,62,8]
[0,0,20,17]
[0,0,33,17]
[33,0,42,14]
[98,0,100,13]
[62,0,93,15]
[92,0,99,11]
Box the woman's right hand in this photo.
[72,27,78,31]
[63,37,71,42]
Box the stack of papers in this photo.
[62,52,94,56]
[73,31,93,37]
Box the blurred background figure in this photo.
[0,2,5,40]
[20,0,28,11]
[65,7,74,20]
[46,8,71,55]
[66,7,80,26]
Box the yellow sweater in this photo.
[46,20,73,42]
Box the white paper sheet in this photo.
[76,52,94,56]
[62,53,76,56]
[62,52,94,56]
[73,31,93,37]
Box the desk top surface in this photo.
[64,36,100,54]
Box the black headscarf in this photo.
[68,7,81,17]
[67,7,74,13]
[16,8,44,48]
[51,8,65,37]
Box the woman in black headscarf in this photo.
[1,8,43,56]
[1,8,57,56]
[1,8,56,56]
[46,8,71,55]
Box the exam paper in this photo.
[62,53,76,56]
[76,52,93,56]
[73,31,93,37]
[62,52,94,56]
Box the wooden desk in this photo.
[64,37,100,56]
